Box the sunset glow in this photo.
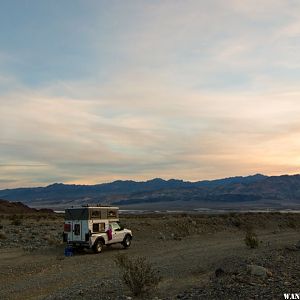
[0,1,300,188]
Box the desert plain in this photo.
[0,212,300,299]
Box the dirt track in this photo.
[0,213,300,299]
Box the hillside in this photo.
[0,199,53,214]
[1,174,300,210]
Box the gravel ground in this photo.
[0,213,300,299]
[176,247,300,299]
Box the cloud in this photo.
[0,1,300,188]
[1,74,300,188]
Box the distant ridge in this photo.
[1,174,300,210]
[0,199,53,214]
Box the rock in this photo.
[295,240,300,249]
[247,265,269,278]
[158,232,166,240]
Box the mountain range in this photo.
[1,174,300,210]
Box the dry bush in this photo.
[244,231,259,249]
[167,217,198,238]
[45,236,61,246]
[228,216,242,228]
[11,218,22,226]
[114,253,161,296]
[286,219,297,229]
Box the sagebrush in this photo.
[114,254,161,296]
[244,231,259,249]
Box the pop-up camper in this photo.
[63,205,132,253]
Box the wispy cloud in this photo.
[0,0,299,188]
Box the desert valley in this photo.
[1,199,300,299]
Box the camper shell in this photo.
[63,205,132,253]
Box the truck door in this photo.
[72,220,83,241]
[110,222,124,243]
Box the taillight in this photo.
[64,223,71,232]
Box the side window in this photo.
[93,223,105,232]
[93,223,99,232]
[111,222,120,231]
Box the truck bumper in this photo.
[68,241,91,248]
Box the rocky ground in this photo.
[0,212,300,299]
[177,246,300,299]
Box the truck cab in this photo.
[63,205,132,253]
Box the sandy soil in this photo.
[0,213,300,299]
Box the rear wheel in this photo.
[93,239,104,253]
[122,235,132,248]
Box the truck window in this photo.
[92,223,105,232]
[110,222,121,231]
[74,224,80,235]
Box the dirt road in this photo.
[0,223,299,299]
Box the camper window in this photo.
[93,223,105,233]
[91,210,101,218]
[108,210,117,218]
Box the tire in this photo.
[93,239,104,253]
[122,235,132,248]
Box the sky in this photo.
[0,0,300,189]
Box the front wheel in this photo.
[93,239,104,253]
[122,235,132,248]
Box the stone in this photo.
[247,265,268,278]
[158,232,166,240]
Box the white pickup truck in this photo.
[63,205,133,253]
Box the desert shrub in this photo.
[287,219,297,229]
[22,245,37,252]
[9,214,24,220]
[11,218,22,226]
[114,254,161,296]
[46,236,61,246]
[244,231,259,249]
[31,215,42,222]
[0,232,7,239]
[229,217,242,228]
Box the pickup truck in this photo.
[63,205,133,253]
